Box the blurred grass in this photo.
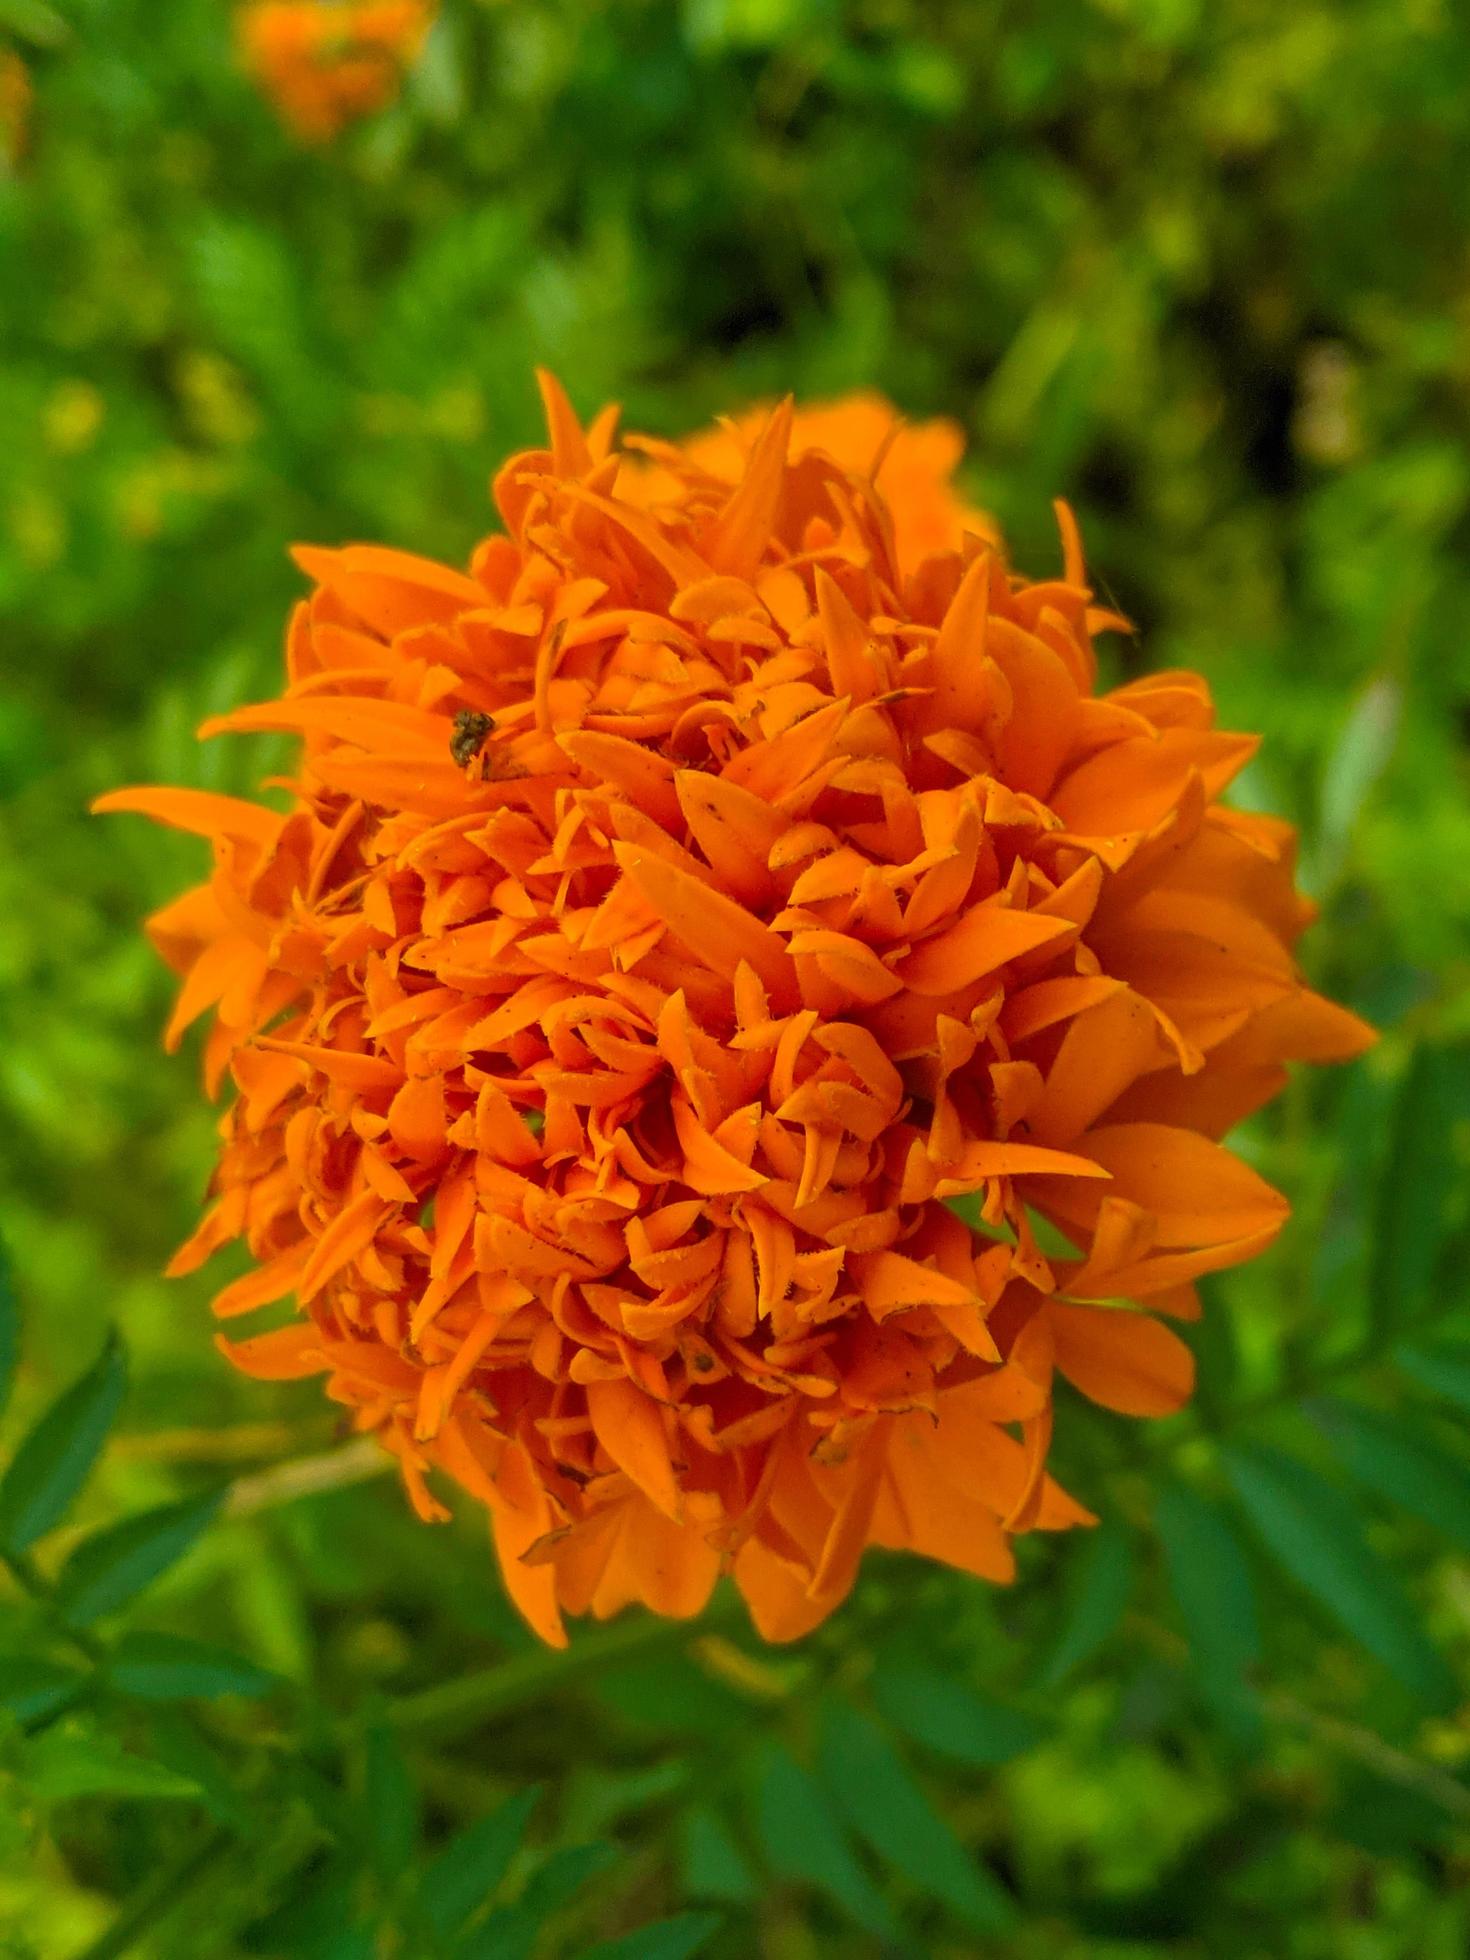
[2,0,1469,1954]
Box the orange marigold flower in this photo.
[98,376,1374,1646]
[237,0,434,143]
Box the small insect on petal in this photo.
[449,709,496,771]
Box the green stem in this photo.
[1262,1689,1470,1823]
[389,1586,744,1737]
[71,1826,232,1960]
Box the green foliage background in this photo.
[2,1,1469,1953]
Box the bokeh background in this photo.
[3,1,1470,1954]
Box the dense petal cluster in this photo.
[100,377,1373,1644]
[236,1,434,142]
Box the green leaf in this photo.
[106,1631,277,1702]
[458,1845,616,1960]
[756,1743,897,1942]
[1395,1340,1470,1417]
[1330,1769,1455,1858]
[26,1724,203,1804]
[0,1334,126,1554]
[418,1785,541,1939]
[818,1704,1018,1934]
[0,1655,87,1724]
[871,1662,1044,1767]
[514,1842,616,1922]
[455,1910,538,1960]
[1370,1044,1470,1333]
[1312,1399,1470,1557]
[1226,1445,1455,1707]
[1040,1518,1134,1687]
[0,1230,17,1427]
[0,0,70,48]
[1154,1482,1262,1744]
[242,1862,361,1959]
[140,1708,251,1828]
[575,1912,722,1960]
[55,1487,223,1627]
[678,1804,757,1906]
[563,1759,687,1840]
[365,1714,419,1882]
[589,1653,743,1737]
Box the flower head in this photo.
[237,1,434,143]
[98,375,1373,1644]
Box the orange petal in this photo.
[897,901,1074,996]
[672,1100,769,1195]
[92,786,281,849]
[1048,1302,1195,1417]
[1030,988,1167,1144]
[703,396,794,580]
[1037,1123,1288,1251]
[298,1191,397,1302]
[536,368,594,478]
[211,1245,312,1320]
[215,1322,327,1381]
[613,840,799,1010]
[938,1141,1111,1191]
[849,1251,999,1357]
[291,544,484,639]
[586,1376,681,1520]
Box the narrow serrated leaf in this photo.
[26,1724,203,1804]
[107,1631,277,1702]
[1226,1444,1454,1707]
[418,1784,541,1939]
[575,1911,722,1960]
[871,1663,1044,1767]
[819,1704,1018,1934]
[516,1841,616,1919]
[0,1655,87,1724]
[678,1805,757,1905]
[1312,1400,1470,1558]
[1040,1517,1134,1687]
[0,1334,126,1553]
[756,1744,897,1941]
[1395,1341,1470,1417]
[56,1488,222,1627]
[140,1708,251,1829]
[1154,1482,1262,1744]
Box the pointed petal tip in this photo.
[535,368,594,478]
[289,542,331,579]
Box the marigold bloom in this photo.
[237,0,434,143]
[99,377,1373,1645]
